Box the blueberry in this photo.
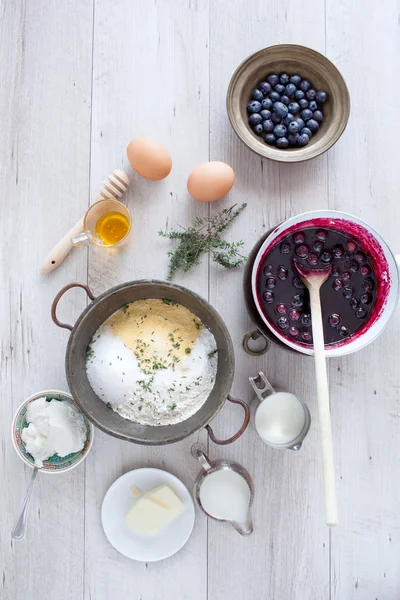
[349,260,359,273]
[299,98,309,110]
[343,285,354,299]
[331,267,340,277]
[280,95,290,105]
[355,307,367,319]
[362,277,375,291]
[277,266,288,280]
[249,113,262,126]
[338,325,350,337]
[264,133,276,145]
[276,303,287,314]
[290,75,302,86]
[263,264,273,276]
[301,127,312,138]
[333,279,343,291]
[261,98,273,110]
[299,80,311,92]
[297,133,309,146]
[276,137,289,148]
[260,109,271,121]
[321,250,333,263]
[350,297,358,310]
[342,271,351,281]
[252,89,264,101]
[316,91,328,104]
[333,244,345,258]
[273,102,288,118]
[313,240,324,253]
[273,124,287,138]
[258,81,272,95]
[288,102,300,115]
[269,91,281,102]
[361,265,371,276]
[296,118,305,130]
[295,90,305,101]
[301,331,312,343]
[308,252,319,265]
[313,110,323,123]
[266,276,277,288]
[293,232,305,244]
[291,294,304,308]
[293,276,305,289]
[329,313,342,327]
[280,73,290,85]
[248,101,262,114]
[288,134,299,146]
[267,74,279,87]
[301,313,311,327]
[355,251,366,263]
[289,308,301,320]
[296,244,309,258]
[275,84,286,95]
[289,326,300,338]
[280,242,291,254]
[315,229,328,241]
[285,83,297,97]
[306,89,317,101]
[271,112,282,124]
[288,120,301,134]
[308,100,318,112]
[253,123,264,135]
[346,241,357,254]
[307,119,320,132]
[284,113,295,126]
[262,119,274,132]
[300,109,313,121]
[277,316,289,330]
[263,290,274,303]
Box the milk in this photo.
[255,392,306,445]
[199,469,251,523]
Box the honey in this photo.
[94,211,130,245]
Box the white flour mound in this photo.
[86,327,218,426]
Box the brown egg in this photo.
[187,161,235,202]
[126,138,172,180]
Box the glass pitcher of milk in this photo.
[249,371,311,450]
[192,444,254,535]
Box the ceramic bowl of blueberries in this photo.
[227,44,350,163]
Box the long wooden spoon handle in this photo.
[309,286,338,527]
[40,217,84,275]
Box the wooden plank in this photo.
[208,1,330,598]
[0,1,92,599]
[85,1,209,598]
[326,1,400,598]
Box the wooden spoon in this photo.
[293,258,338,527]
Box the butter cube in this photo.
[146,485,184,519]
[126,484,184,535]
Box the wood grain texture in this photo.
[0,1,92,599]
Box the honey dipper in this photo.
[40,170,130,275]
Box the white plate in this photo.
[101,468,195,562]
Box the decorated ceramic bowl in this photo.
[12,390,94,473]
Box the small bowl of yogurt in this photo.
[12,390,94,473]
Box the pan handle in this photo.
[205,395,250,445]
[242,329,271,356]
[51,282,96,331]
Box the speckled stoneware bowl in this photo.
[227,44,350,163]
[12,390,94,473]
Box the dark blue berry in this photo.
[248,101,262,114]
[267,74,279,87]
[313,240,324,253]
[288,134,299,145]
[290,75,302,86]
[299,80,311,92]
[343,285,354,299]
[307,119,320,132]
[262,119,274,132]
[253,123,264,135]
[273,102,288,118]
[252,89,264,101]
[301,127,312,139]
[288,120,300,134]
[280,95,290,105]
[269,91,280,102]
[264,133,276,145]
[338,326,350,337]
[300,109,313,121]
[263,290,274,303]
[276,137,289,148]
[284,113,295,126]
[306,89,317,101]
[288,102,300,115]
[271,112,282,124]
[321,250,333,263]
[280,242,291,253]
[292,294,304,309]
[273,124,287,138]
[299,98,309,110]
[316,91,328,104]
[295,244,309,258]
[280,73,290,85]
[316,229,327,240]
[277,316,289,330]
[360,292,372,305]
[260,109,271,120]
[362,278,375,291]
[308,100,318,112]
[266,276,277,288]
[275,84,286,95]
[355,307,367,319]
[301,313,312,327]
[293,232,305,244]
[258,81,272,95]
[263,264,273,276]
[313,110,323,123]
[293,276,305,289]
[285,83,297,97]
[249,113,262,126]
[333,244,345,258]
[308,252,318,265]
[329,314,342,327]
[297,133,309,146]
[295,90,305,101]
[261,98,273,110]
[296,118,305,130]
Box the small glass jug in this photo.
[72,198,132,247]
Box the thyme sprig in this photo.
[159,204,248,280]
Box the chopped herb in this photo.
[173,342,181,349]
[185,347,191,355]
[152,362,167,371]
[122,305,129,314]
[86,345,94,360]
[138,405,142,411]
[194,319,201,330]
[168,402,177,410]
[208,349,218,359]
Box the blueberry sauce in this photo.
[258,227,378,346]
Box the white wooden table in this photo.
[2,1,400,598]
